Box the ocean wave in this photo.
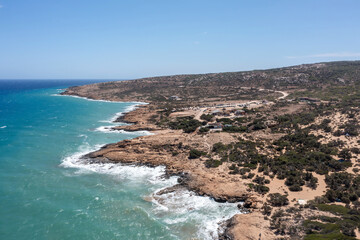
[94,126,154,135]
[60,144,167,182]
[97,111,126,123]
[93,126,118,133]
[0,126,6,129]
[105,103,145,123]
[108,111,124,123]
[60,143,240,239]
[151,187,240,239]
[124,104,140,113]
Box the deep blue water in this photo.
[0,79,111,92]
[0,80,239,240]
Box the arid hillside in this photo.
[62,61,360,105]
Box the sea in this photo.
[0,80,240,240]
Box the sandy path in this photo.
[253,87,289,100]
[276,90,289,99]
[194,108,206,121]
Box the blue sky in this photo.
[0,0,359,79]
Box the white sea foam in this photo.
[106,103,146,123]
[93,126,117,133]
[124,104,140,113]
[60,143,241,239]
[151,187,240,239]
[108,111,124,122]
[0,126,6,129]
[60,144,166,182]
[98,111,126,123]
[94,126,153,135]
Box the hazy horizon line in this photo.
[1,59,359,81]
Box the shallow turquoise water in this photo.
[0,81,239,240]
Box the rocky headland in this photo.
[62,61,360,240]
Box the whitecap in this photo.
[0,126,6,129]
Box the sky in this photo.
[0,0,360,79]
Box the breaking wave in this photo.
[60,144,167,181]
[151,187,241,239]
[60,143,241,239]
[94,126,153,135]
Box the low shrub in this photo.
[189,149,206,159]
[204,159,222,168]
[268,193,289,207]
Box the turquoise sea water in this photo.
[0,80,240,240]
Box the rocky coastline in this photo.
[61,62,360,239]
[68,99,260,239]
[81,105,256,203]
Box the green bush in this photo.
[248,118,266,130]
[268,193,289,207]
[338,149,352,160]
[223,125,247,132]
[344,122,359,136]
[216,118,233,124]
[168,116,202,133]
[189,149,206,159]
[199,127,209,133]
[200,114,213,122]
[316,204,350,215]
[253,176,267,185]
[252,184,269,194]
[289,184,302,192]
[325,173,360,203]
[204,159,222,168]
[212,142,230,153]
